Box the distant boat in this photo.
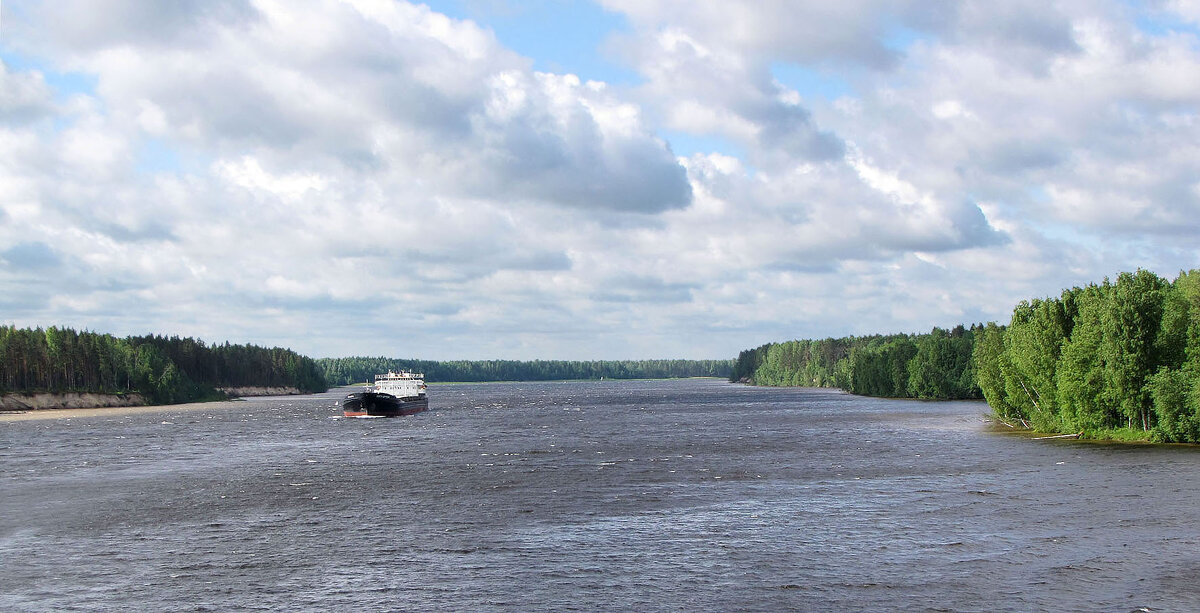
[342,371,428,417]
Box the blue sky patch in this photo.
[134,137,184,175]
[0,49,98,103]
[1133,7,1200,39]
[659,129,745,160]
[770,62,853,101]
[883,23,924,53]
[422,0,641,85]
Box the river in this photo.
[3,378,1199,611]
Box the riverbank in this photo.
[0,386,310,421]
[987,416,1189,445]
[0,398,272,422]
[0,392,148,412]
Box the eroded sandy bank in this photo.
[0,392,148,412]
[0,398,270,422]
[1,387,311,422]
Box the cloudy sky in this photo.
[1,0,1198,360]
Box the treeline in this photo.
[0,326,327,404]
[974,269,1200,442]
[729,325,980,400]
[318,357,733,385]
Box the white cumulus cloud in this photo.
[0,0,1198,359]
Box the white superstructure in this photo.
[373,370,426,399]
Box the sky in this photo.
[1,0,1199,360]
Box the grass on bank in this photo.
[1079,427,1158,443]
[992,415,1175,444]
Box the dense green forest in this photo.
[319,357,733,385]
[0,326,327,404]
[729,326,981,400]
[734,268,1200,443]
[974,269,1200,442]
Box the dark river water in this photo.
[3,379,1200,611]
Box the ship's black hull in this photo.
[342,391,428,417]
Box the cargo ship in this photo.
[342,371,428,417]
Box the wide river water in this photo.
[3,379,1200,611]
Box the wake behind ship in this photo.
[343,371,428,417]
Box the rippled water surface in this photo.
[4,379,1200,611]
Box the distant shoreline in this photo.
[422,376,726,385]
[0,387,311,422]
[0,398,266,422]
[1,391,148,412]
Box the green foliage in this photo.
[849,337,919,397]
[730,344,771,383]
[1079,427,1159,443]
[1055,284,1114,432]
[1149,367,1198,442]
[973,322,1015,418]
[1146,270,1200,442]
[0,326,327,404]
[318,356,732,385]
[1002,297,1069,430]
[730,329,983,401]
[971,268,1200,441]
[1103,270,1168,430]
[730,267,1200,441]
[907,327,978,400]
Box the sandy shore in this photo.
[0,399,265,422]
[0,386,329,423]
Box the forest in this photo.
[0,326,327,404]
[729,326,981,400]
[974,269,1200,442]
[319,357,733,385]
[733,268,1200,443]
